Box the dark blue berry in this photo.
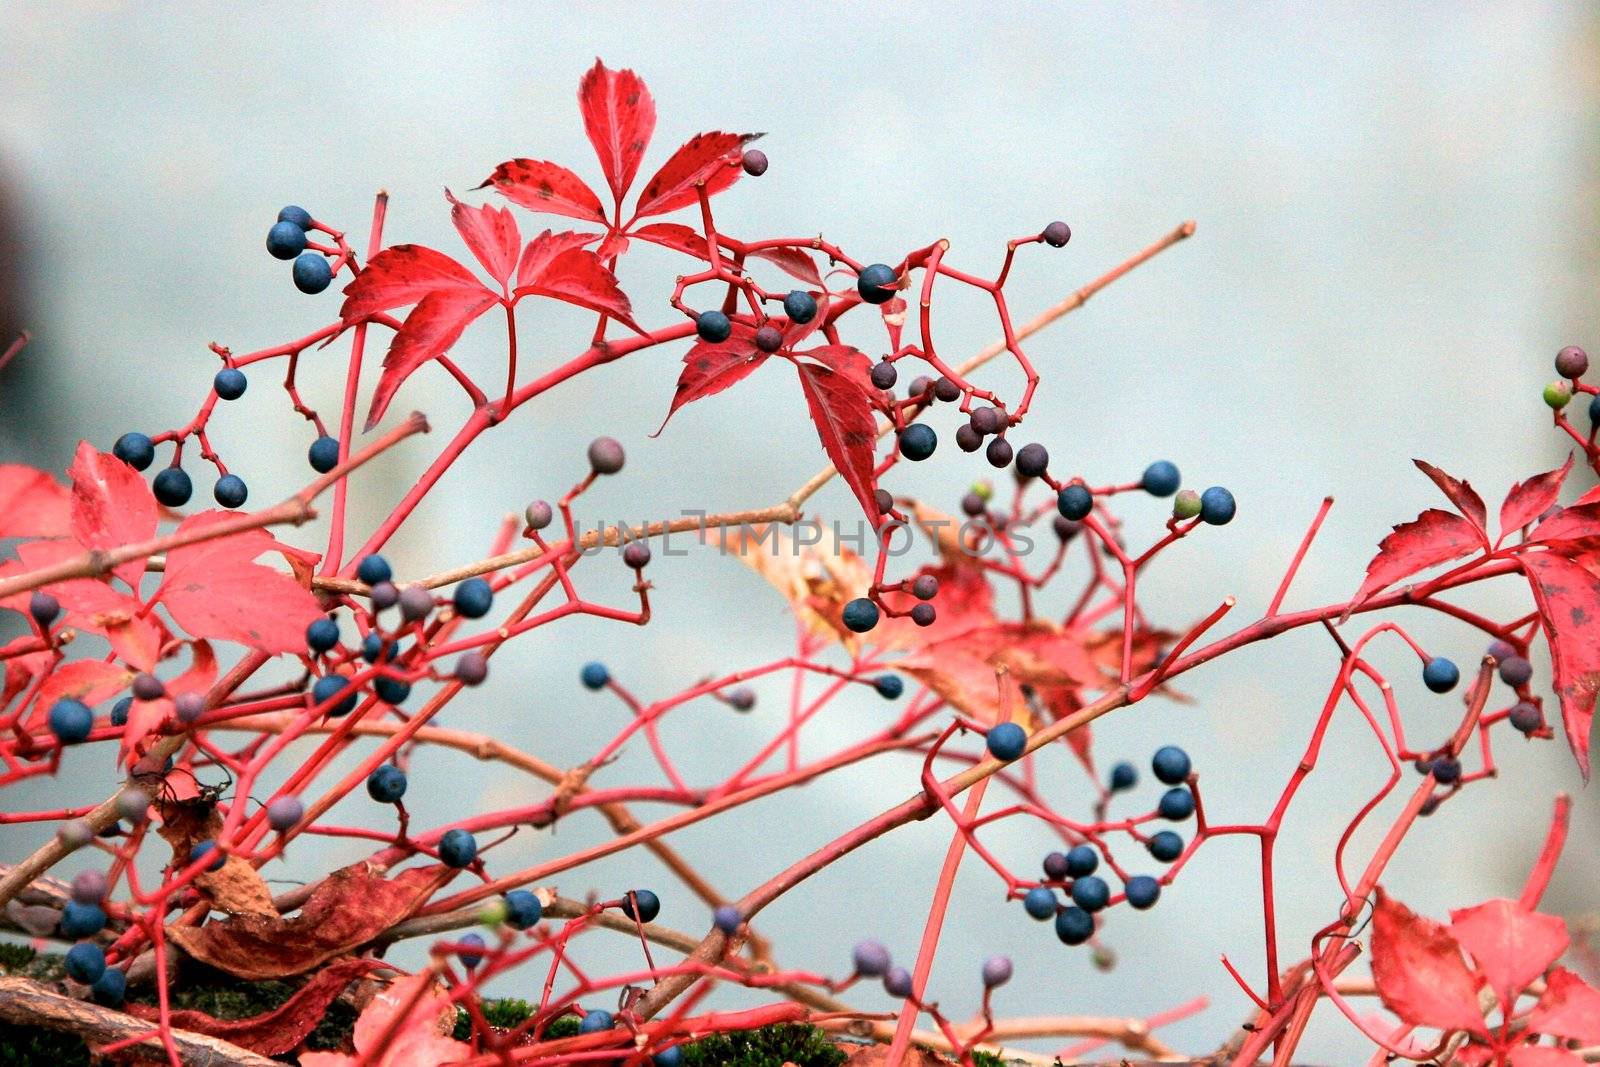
[655,1047,684,1067]
[361,633,396,663]
[713,904,742,935]
[60,901,108,938]
[91,966,127,1006]
[842,598,880,633]
[1042,221,1071,247]
[1151,745,1191,785]
[153,467,193,507]
[1023,886,1057,920]
[622,889,661,923]
[899,423,937,461]
[278,205,313,230]
[1055,906,1094,945]
[366,764,407,803]
[1125,875,1161,910]
[357,555,392,586]
[49,699,94,744]
[1423,657,1460,693]
[1498,655,1533,687]
[30,590,60,627]
[311,674,357,716]
[1147,830,1184,862]
[857,263,898,304]
[439,828,478,868]
[581,661,610,690]
[1158,787,1195,821]
[1430,756,1462,784]
[852,939,891,976]
[1199,486,1236,525]
[1065,845,1099,877]
[1590,393,1600,425]
[306,617,340,654]
[727,686,756,711]
[1109,761,1138,791]
[65,943,106,985]
[131,673,165,701]
[454,578,493,619]
[308,435,340,473]
[986,722,1027,761]
[1070,874,1110,912]
[784,290,818,324]
[870,361,898,390]
[113,432,155,470]
[504,889,543,929]
[458,932,487,968]
[293,253,333,294]
[579,1010,614,1034]
[374,676,410,705]
[1015,443,1049,479]
[1057,484,1093,521]
[110,697,132,728]
[189,840,225,871]
[1509,702,1542,735]
[874,674,904,699]
[267,220,308,260]
[213,474,248,509]
[1141,461,1181,497]
[214,367,248,400]
[696,309,732,343]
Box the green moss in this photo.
[969,1051,1007,1067]
[679,1022,845,1067]
[0,942,38,972]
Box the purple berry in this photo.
[398,584,434,622]
[985,437,1013,469]
[754,325,783,352]
[455,652,489,686]
[1557,345,1589,378]
[266,795,303,831]
[525,500,554,530]
[623,541,652,568]
[981,955,1013,988]
[741,149,768,176]
[1042,221,1072,247]
[870,361,898,390]
[588,436,626,475]
[29,590,60,626]
[852,938,891,976]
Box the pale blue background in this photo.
[3,6,1598,1062]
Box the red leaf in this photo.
[632,222,710,259]
[301,971,470,1067]
[1520,551,1600,777]
[1529,967,1600,1044]
[121,640,214,760]
[1509,1047,1587,1067]
[634,131,760,219]
[479,158,607,223]
[1349,509,1484,612]
[447,190,520,288]
[0,465,70,539]
[366,288,498,430]
[339,244,487,325]
[515,230,602,290]
[1530,503,1600,546]
[1501,455,1575,541]
[579,59,656,204]
[793,346,882,524]
[749,245,823,287]
[1370,888,1488,1035]
[35,660,133,725]
[156,512,325,654]
[656,322,766,432]
[1415,459,1490,540]
[513,248,634,326]
[1448,898,1568,1014]
[67,442,158,589]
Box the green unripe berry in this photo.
[971,480,994,501]
[477,900,508,928]
[1544,381,1573,409]
[1173,489,1201,519]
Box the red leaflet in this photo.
[1529,503,1600,546]
[793,345,882,524]
[156,512,324,654]
[67,442,159,589]
[656,322,766,432]
[34,660,132,732]
[0,464,70,539]
[749,245,824,287]
[1369,889,1488,1034]
[478,158,607,224]
[1349,509,1483,612]
[513,247,635,327]
[339,244,490,325]
[300,971,469,1067]
[634,131,760,219]
[515,230,602,290]
[579,59,656,204]
[632,221,710,259]
[1528,967,1600,1044]
[1520,551,1600,777]
[367,289,498,430]
[1506,1046,1587,1066]
[1415,458,1489,540]
[447,190,520,288]
[1448,898,1568,1014]
[1500,454,1573,541]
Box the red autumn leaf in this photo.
[1501,454,1574,541]
[1369,888,1488,1035]
[339,244,489,325]
[0,464,70,539]
[656,321,766,432]
[1349,509,1484,612]
[595,230,629,261]
[67,442,159,589]
[447,190,520,288]
[749,245,823,287]
[513,247,635,327]
[102,614,163,673]
[1530,503,1600,547]
[167,862,447,979]
[366,288,498,430]
[301,970,470,1067]
[793,345,882,525]
[1448,898,1568,1014]
[35,659,133,724]
[515,230,602,290]
[1528,967,1600,1044]
[478,157,607,224]
[121,640,214,759]
[1415,459,1490,540]
[156,512,324,654]
[579,59,656,203]
[1508,1047,1587,1067]
[633,131,760,219]
[632,221,710,259]
[0,539,109,615]
[1520,551,1600,777]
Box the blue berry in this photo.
[852,938,891,976]
[91,966,127,1006]
[153,467,193,507]
[1151,745,1191,785]
[311,674,357,716]
[366,764,408,803]
[841,598,880,633]
[65,942,106,985]
[874,674,904,699]
[622,889,661,923]
[1022,886,1057,920]
[357,555,392,586]
[362,633,397,663]
[60,901,108,938]
[986,722,1027,761]
[1125,875,1161,910]
[266,220,308,260]
[1141,461,1181,497]
[306,617,340,654]
[113,432,155,471]
[581,661,610,690]
[696,309,732,343]
[504,890,543,929]
[293,252,333,294]
[981,955,1013,988]
[1158,787,1195,821]
[857,263,898,304]
[783,290,818,324]
[451,578,494,620]
[1057,484,1093,521]
[308,435,341,473]
[579,1010,614,1034]
[713,904,742,935]
[439,828,478,868]
[458,932,487,968]
[883,965,914,997]
[1055,906,1094,945]
[898,423,937,461]
[266,795,303,831]
[213,474,248,509]
[1423,657,1460,693]
[189,840,225,871]
[1147,831,1184,862]
[1430,756,1462,784]
[278,205,313,230]
[654,1047,684,1067]
[1590,392,1600,425]
[110,697,132,727]
[1199,486,1236,525]
[374,676,411,705]
[1070,874,1110,912]
[49,699,94,744]
[1065,845,1099,877]
[1109,761,1138,791]
[214,367,248,400]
